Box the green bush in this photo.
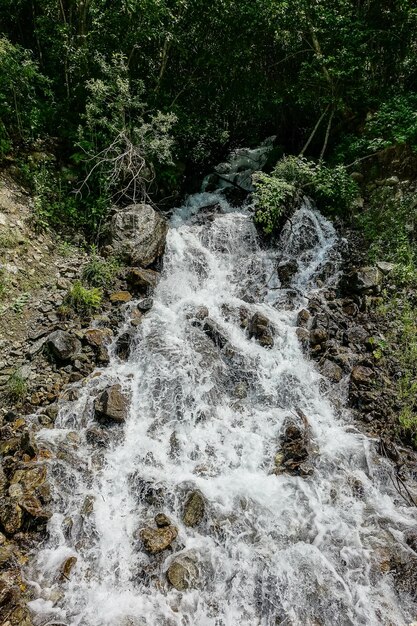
[0,37,50,150]
[356,187,417,285]
[65,280,102,316]
[253,156,358,235]
[253,171,296,235]
[6,369,28,401]
[82,254,120,288]
[335,94,417,162]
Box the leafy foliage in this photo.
[82,254,120,289]
[336,94,417,162]
[65,280,102,316]
[0,37,50,154]
[253,156,358,235]
[356,187,417,285]
[253,172,296,235]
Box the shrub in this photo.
[335,94,417,162]
[356,187,417,285]
[77,53,177,204]
[0,37,50,151]
[253,156,358,235]
[65,280,102,315]
[252,172,296,235]
[7,369,28,401]
[82,254,120,289]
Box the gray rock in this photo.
[46,330,81,362]
[137,298,153,312]
[94,384,129,424]
[344,267,382,295]
[202,319,228,349]
[110,204,168,267]
[376,261,395,275]
[321,359,343,383]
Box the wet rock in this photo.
[297,309,310,327]
[132,476,164,506]
[19,494,51,521]
[137,298,153,312]
[248,312,274,348]
[351,365,375,386]
[296,327,310,346]
[60,556,77,581]
[321,359,343,383]
[109,291,132,303]
[277,260,299,287]
[202,319,228,349]
[20,431,38,458]
[167,554,199,591]
[84,328,113,348]
[115,331,134,361]
[182,490,205,527]
[195,306,209,320]
[155,513,171,528]
[275,410,312,476]
[46,330,81,362]
[110,203,168,267]
[127,267,160,292]
[0,544,14,567]
[138,524,177,554]
[0,499,23,534]
[86,427,110,447]
[81,495,95,516]
[233,382,247,399]
[309,328,327,347]
[342,300,359,317]
[96,345,110,365]
[94,384,129,424]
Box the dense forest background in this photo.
[0,0,416,231]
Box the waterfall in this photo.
[28,189,417,626]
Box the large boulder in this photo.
[46,330,81,362]
[94,384,129,424]
[110,204,168,267]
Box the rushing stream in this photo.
[28,177,417,625]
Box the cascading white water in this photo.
[28,190,417,626]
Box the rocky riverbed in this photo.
[0,167,417,624]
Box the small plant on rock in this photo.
[6,369,28,401]
[65,280,102,316]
